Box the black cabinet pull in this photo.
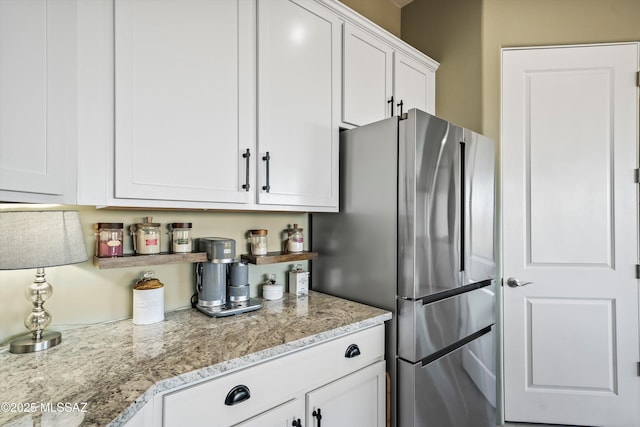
[292,419,302,427]
[224,385,251,406]
[312,408,322,427]
[397,99,404,116]
[344,343,361,358]
[241,148,251,191]
[262,152,271,192]
[387,95,394,117]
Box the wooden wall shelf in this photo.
[93,252,208,269]
[240,251,318,265]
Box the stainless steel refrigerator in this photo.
[311,109,496,427]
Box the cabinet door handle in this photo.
[344,343,361,358]
[241,148,251,191]
[312,408,322,427]
[224,385,251,406]
[388,95,394,117]
[262,152,271,193]
[292,419,302,427]
[397,99,404,116]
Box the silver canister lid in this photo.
[198,237,236,263]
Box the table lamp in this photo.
[0,210,88,354]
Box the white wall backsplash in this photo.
[0,204,309,345]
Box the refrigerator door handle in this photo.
[460,141,466,272]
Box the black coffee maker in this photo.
[195,237,261,317]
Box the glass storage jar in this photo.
[95,222,124,257]
[249,229,268,255]
[286,224,304,253]
[131,217,161,255]
[169,222,193,253]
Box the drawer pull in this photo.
[292,419,302,427]
[224,385,251,406]
[344,344,361,358]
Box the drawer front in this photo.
[397,284,495,362]
[163,324,385,427]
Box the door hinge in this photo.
[637,71,640,87]
[636,264,640,279]
[637,361,640,376]
[635,168,640,183]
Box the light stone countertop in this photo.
[0,291,391,427]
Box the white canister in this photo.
[133,272,164,325]
[262,274,283,300]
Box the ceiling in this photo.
[390,0,414,7]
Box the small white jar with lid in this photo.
[262,274,283,300]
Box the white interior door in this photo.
[501,43,640,427]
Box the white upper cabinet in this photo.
[256,0,341,210]
[394,50,436,116]
[341,13,438,127]
[0,0,77,204]
[342,22,393,127]
[3,0,437,209]
[113,0,255,205]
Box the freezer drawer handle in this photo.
[344,344,361,358]
[292,419,302,427]
[241,148,251,191]
[262,152,271,192]
[224,384,251,406]
[312,408,322,426]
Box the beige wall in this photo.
[402,0,483,132]
[339,0,401,37]
[482,0,640,142]
[0,205,307,344]
[402,0,640,141]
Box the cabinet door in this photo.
[114,0,254,204]
[342,22,393,126]
[257,0,340,210]
[394,51,435,116]
[0,0,77,203]
[234,399,304,427]
[306,361,386,427]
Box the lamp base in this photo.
[9,330,61,354]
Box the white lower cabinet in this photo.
[154,325,385,427]
[306,361,386,427]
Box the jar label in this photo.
[145,239,158,246]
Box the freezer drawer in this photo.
[397,283,494,363]
[397,326,495,427]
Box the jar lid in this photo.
[289,223,303,231]
[97,222,123,229]
[135,216,160,227]
[136,222,161,228]
[134,271,164,290]
[250,229,268,235]
[170,222,192,228]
